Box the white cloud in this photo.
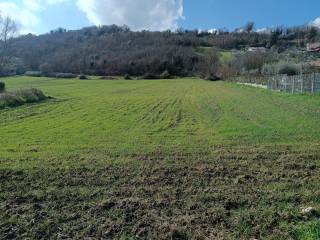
[1,0,183,34]
[76,0,184,31]
[310,17,320,28]
[0,0,70,34]
[22,0,43,11]
[0,2,40,34]
[46,0,69,5]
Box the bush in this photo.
[124,74,132,80]
[160,70,173,79]
[262,61,302,76]
[0,88,47,109]
[142,73,159,80]
[0,82,5,92]
[15,89,47,103]
[43,72,58,78]
[39,63,53,75]
[219,64,238,79]
[55,73,77,78]
[0,93,22,108]
[261,63,278,76]
[278,62,301,76]
[100,76,118,80]
[141,71,173,80]
[197,52,221,80]
[231,52,275,74]
[25,71,42,77]
[204,75,221,81]
[78,75,89,80]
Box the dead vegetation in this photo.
[0,88,47,109]
[1,147,319,239]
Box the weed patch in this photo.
[0,88,47,109]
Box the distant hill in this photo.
[4,24,320,77]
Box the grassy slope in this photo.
[1,76,320,239]
[196,47,234,62]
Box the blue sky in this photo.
[0,0,319,34]
[181,0,320,30]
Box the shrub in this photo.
[78,75,89,80]
[219,64,238,79]
[55,73,77,78]
[197,52,221,80]
[25,71,42,77]
[43,72,58,78]
[0,82,5,92]
[39,63,53,75]
[15,89,47,103]
[0,93,22,108]
[261,63,278,76]
[124,74,132,80]
[231,52,274,74]
[141,71,173,80]
[262,61,302,76]
[142,73,159,80]
[100,76,118,80]
[204,75,221,81]
[160,70,173,79]
[278,62,301,76]
[0,88,47,109]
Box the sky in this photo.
[0,0,319,34]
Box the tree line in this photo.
[1,18,319,79]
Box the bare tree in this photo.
[307,26,318,41]
[198,52,221,80]
[0,13,17,74]
[245,22,255,33]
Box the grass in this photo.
[0,88,47,109]
[219,50,234,62]
[195,47,234,62]
[0,76,320,239]
[294,221,320,240]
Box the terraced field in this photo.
[1,76,320,239]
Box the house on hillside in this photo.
[307,43,320,52]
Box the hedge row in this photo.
[25,71,77,79]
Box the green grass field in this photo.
[1,76,320,239]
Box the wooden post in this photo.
[301,76,303,93]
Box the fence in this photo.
[267,73,320,94]
[231,74,268,85]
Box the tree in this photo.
[39,63,53,75]
[245,22,255,33]
[0,14,17,75]
[269,27,283,47]
[307,26,318,41]
[0,81,5,92]
[198,52,221,80]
